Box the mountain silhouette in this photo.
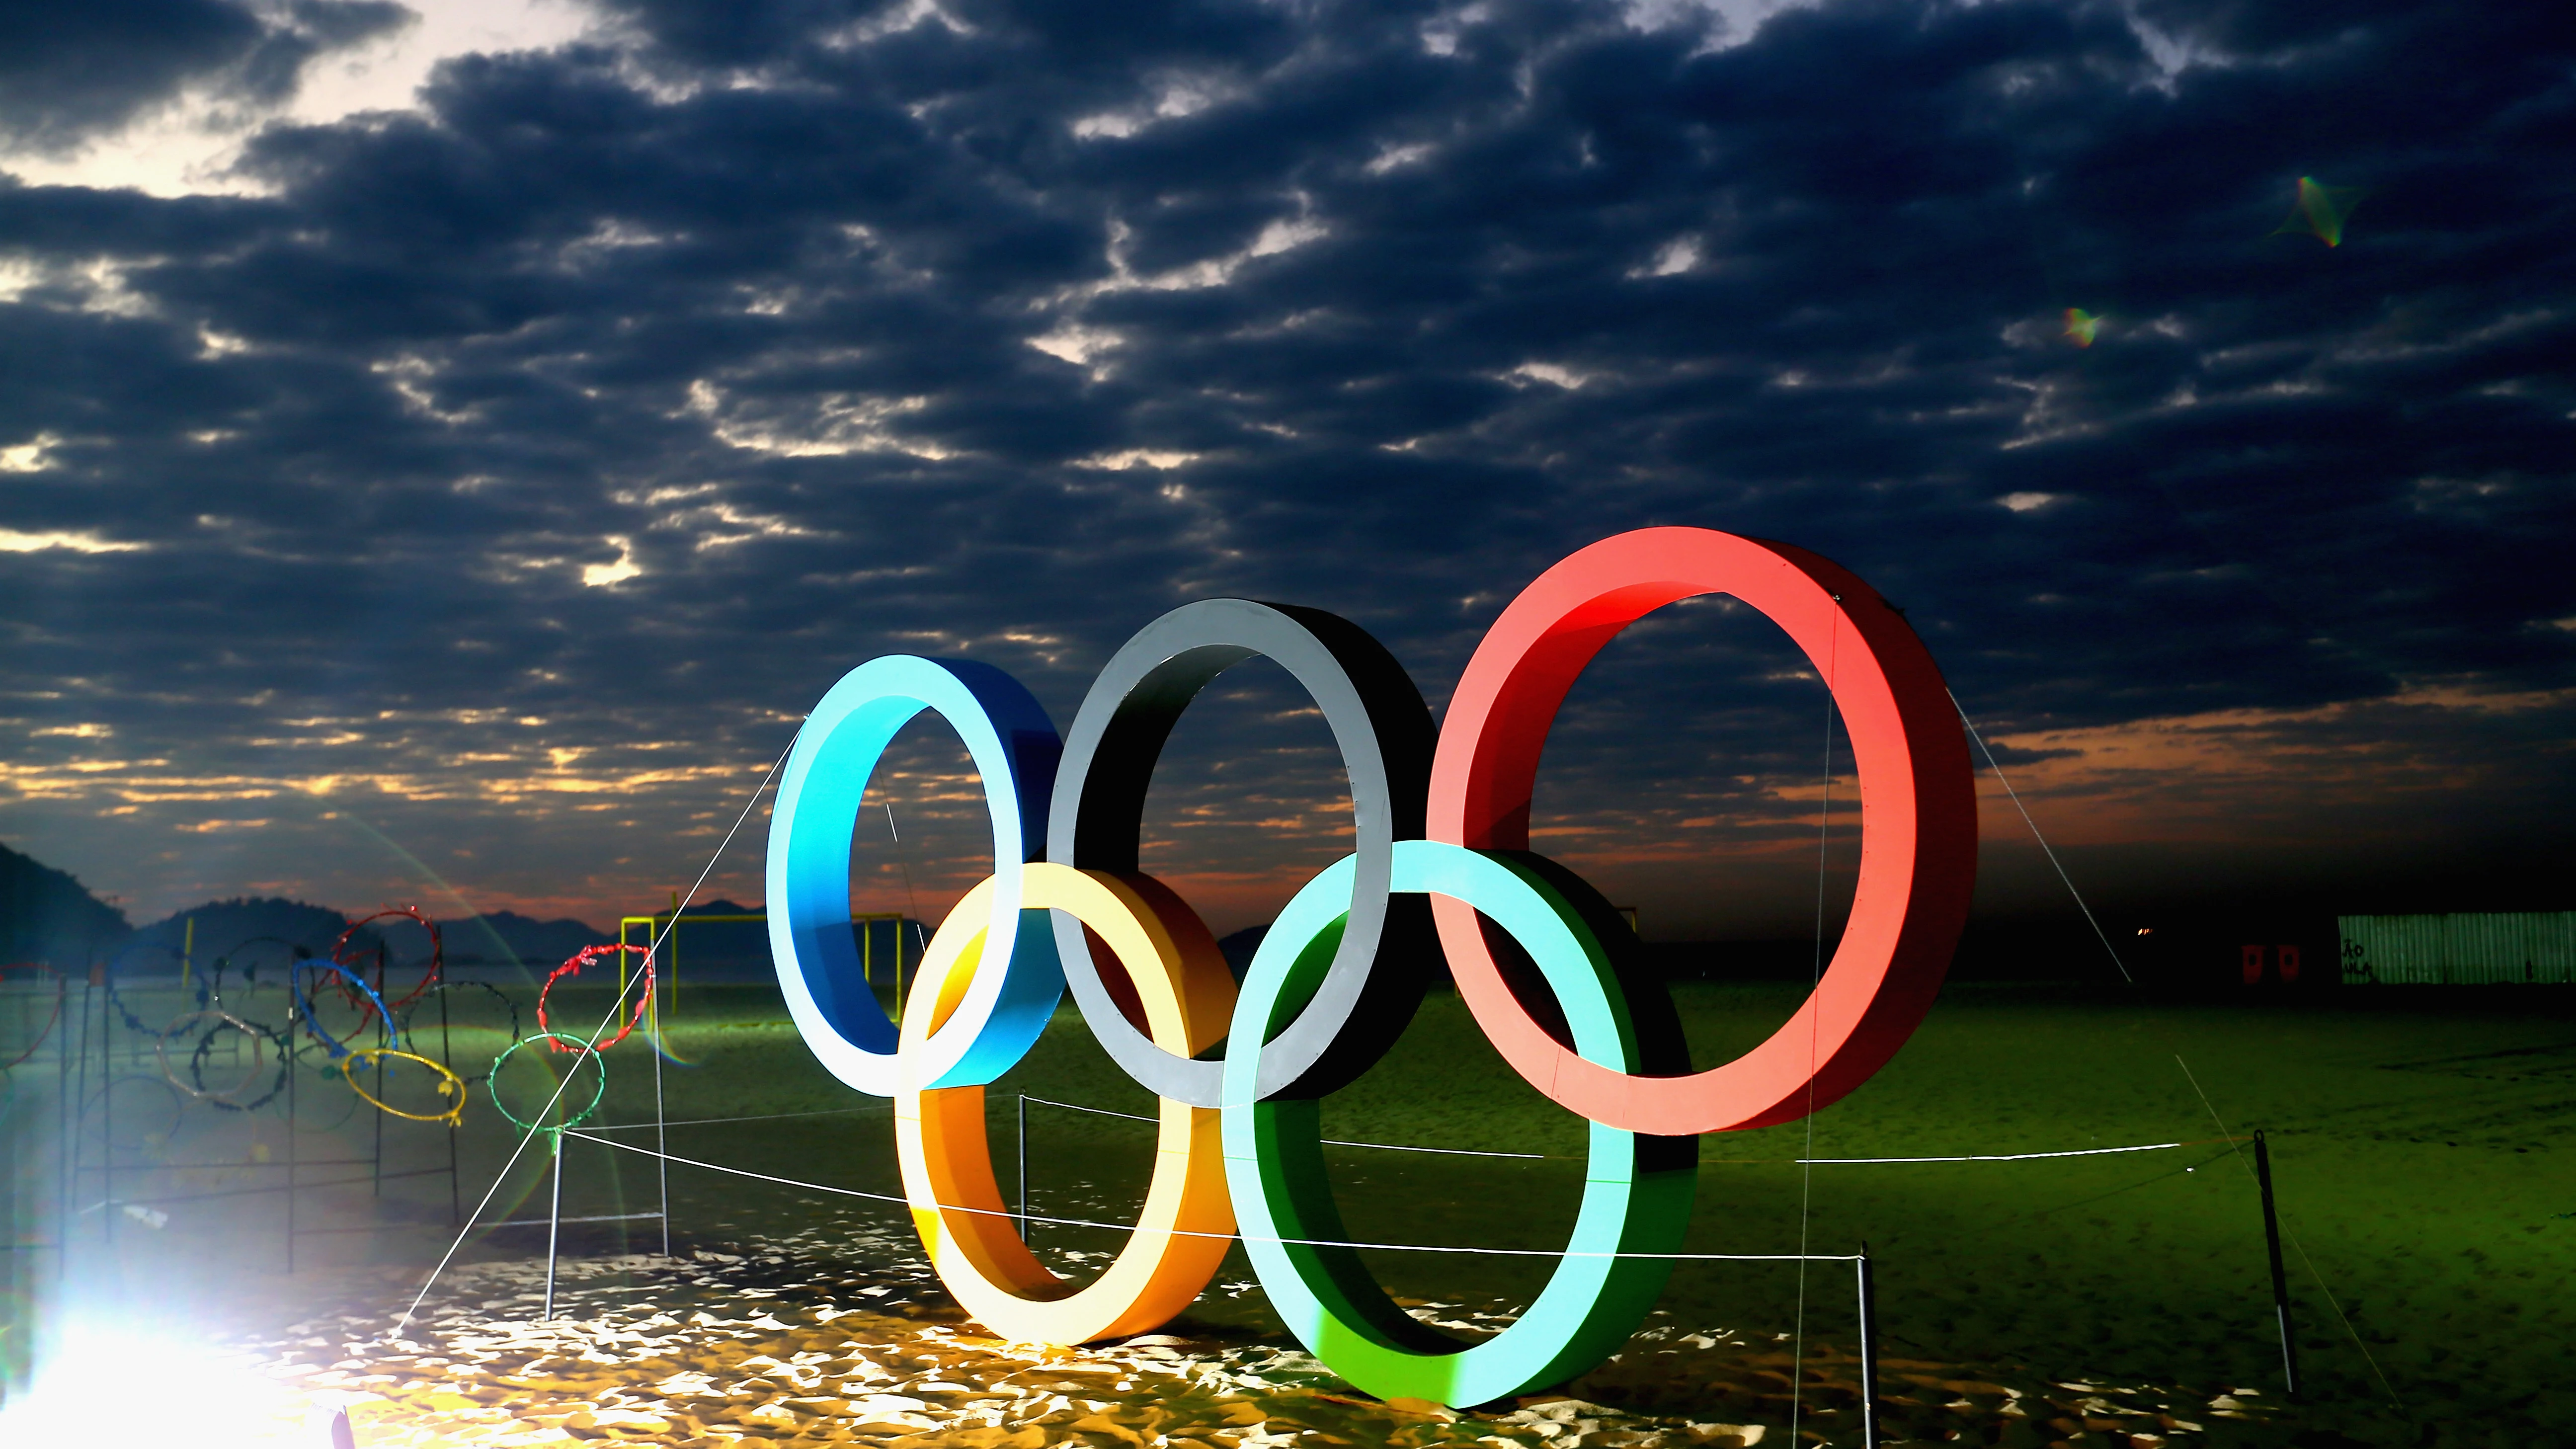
[0,839,129,967]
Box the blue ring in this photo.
[290,959,402,1060]
[765,655,1064,1095]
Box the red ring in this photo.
[538,944,655,1052]
[1426,527,1977,1135]
[329,906,446,1019]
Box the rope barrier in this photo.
[580,1103,895,1131]
[1794,1141,2220,1164]
[1021,1094,2219,1166]
[563,1127,1864,1263]
[1020,1095,1553,1158]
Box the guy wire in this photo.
[1954,686,2398,1414]
[885,804,931,974]
[392,724,801,1337]
[2174,1054,2405,1415]
[1790,606,1840,1446]
[1950,693,2131,984]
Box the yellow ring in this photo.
[340,1047,469,1125]
[896,861,1237,1344]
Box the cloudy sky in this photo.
[2,0,2571,942]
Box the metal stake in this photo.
[97,978,113,1249]
[1856,1243,1882,1449]
[56,970,73,1286]
[2254,1129,2301,1397]
[440,984,460,1225]
[543,1131,564,1320]
[654,989,670,1258]
[286,1009,299,1274]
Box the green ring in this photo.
[1220,840,1697,1408]
[489,1031,609,1134]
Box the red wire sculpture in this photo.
[536,944,656,1053]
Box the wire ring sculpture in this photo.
[488,1031,609,1136]
[340,1046,469,1126]
[289,958,402,1061]
[396,980,527,1085]
[328,906,445,1015]
[101,942,183,1040]
[155,1007,277,1104]
[186,1020,293,1114]
[767,526,1981,1407]
[536,944,654,1053]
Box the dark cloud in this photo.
[2,0,2572,932]
[0,0,414,153]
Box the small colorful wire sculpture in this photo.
[340,1046,469,1126]
[395,979,527,1085]
[156,1007,279,1105]
[487,1031,608,1136]
[328,906,445,1016]
[185,1021,292,1114]
[289,958,402,1060]
[535,945,655,1053]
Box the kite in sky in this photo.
[2063,308,2103,347]
[2276,176,2366,247]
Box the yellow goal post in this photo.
[614,907,920,1010]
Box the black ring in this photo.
[1047,598,1435,1106]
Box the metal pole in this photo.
[1855,1244,1881,1449]
[56,971,73,1286]
[75,977,93,1251]
[441,983,461,1226]
[372,946,387,1198]
[285,1007,298,1274]
[98,978,112,1249]
[653,990,670,1258]
[2254,1129,2301,1398]
[1017,1093,1030,1243]
[543,1131,564,1320]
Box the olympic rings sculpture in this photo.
[768,527,1978,1406]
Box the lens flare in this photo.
[0,1324,323,1446]
[2276,175,2364,247]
